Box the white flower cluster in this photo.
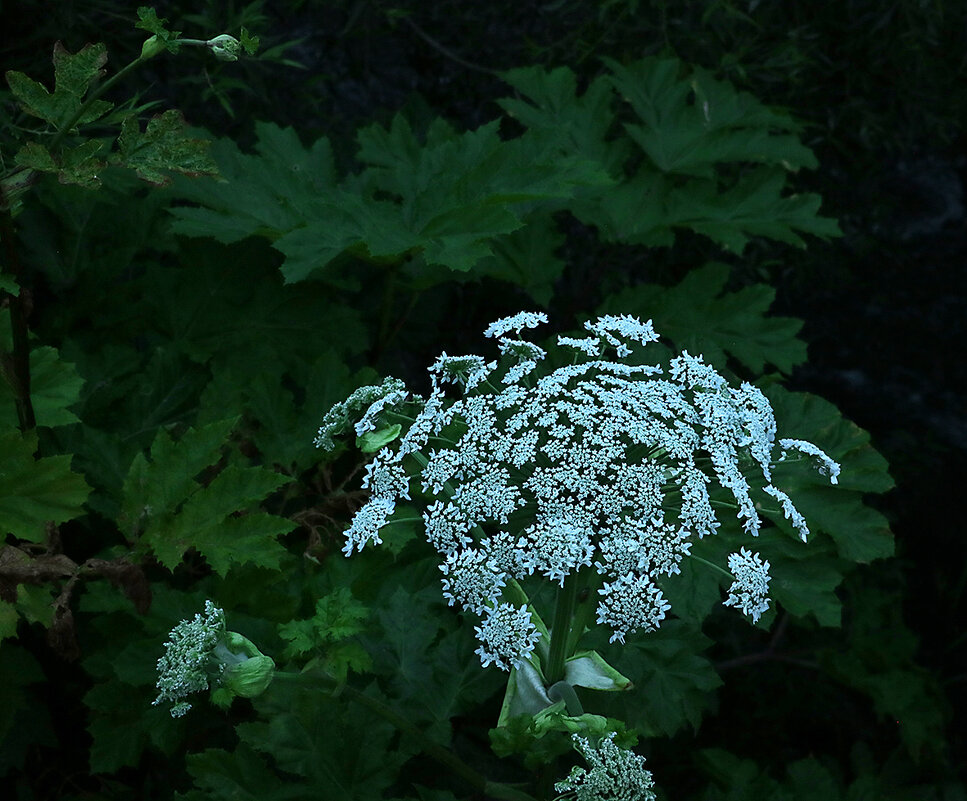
[317,313,840,667]
[153,601,225,718]
[555,732,657,801]
[723,547,772,622]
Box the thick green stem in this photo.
[276,670,536,801]
[566,570,602,656]
[545,573,580,685]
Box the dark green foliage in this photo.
[0,7,960,801]
[499,57,840,253]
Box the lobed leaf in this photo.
[114,110,219,186]
[599,261,808,375]
[0,429,90,542]
[5,43,112,130]
[119,418,293,574]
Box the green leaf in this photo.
[605,56,815,177]
[142,238,368,371]
[516,55,842,253]
[114,110,219,185]
[183,745,301,801]
[475,213,566,306]
[608,619,722,737]
[599,261,808,375]
[0,429,90,542]
[0,343,85,427]
[135,7,181,53]
[357,115,607,273]
[0,274,18,295]
[358,424,401,453]
[577,169,675,247]
[278,588,373,681]
[5,42,113,130]
[821,572,949,763]
[198,350,356,472]
[666,168,842,253]
[498,65,628,175]
[237,680,405,799]
[169,115,608,285]
[135,7,170,36]
[13,139,107,188]
[85,681,176,773]
[239,27,260,55]
[764,387,895,563]
[119,419,293,574]
[0,601,18,643]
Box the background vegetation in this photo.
[1,1,964,798]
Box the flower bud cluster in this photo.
[556,732,657,801]
[153,601,275,717]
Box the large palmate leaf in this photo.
[0,341,85,428]
[598,261,807,375]
[231,681,405,801]
[763,387,894,564]
[498,57,840,254]
[118,418,293,574]
[498,64,629,175]
[604,56,816,176]
[168,117,608,284]
[474,212,568,306]
[605,620,722,738]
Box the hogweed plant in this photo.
[157,312,841,798]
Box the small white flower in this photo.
[779,437,841,484]
[764,484,810,541]
[723,547,772,622]
[440,548,506,614]
[423,501,473,556]
[361,454,411,502]
[474,603,541,671]
[521,514,595,586]
[343,496,395,555]
[428,353,495,391]
[420,448,463,494]
[596,573,671,644]
[483,311,548,339]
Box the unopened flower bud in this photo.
[140,35,167,60]
[207,34,241,62]
[222,654,276,698]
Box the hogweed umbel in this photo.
[316,312,839,674]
